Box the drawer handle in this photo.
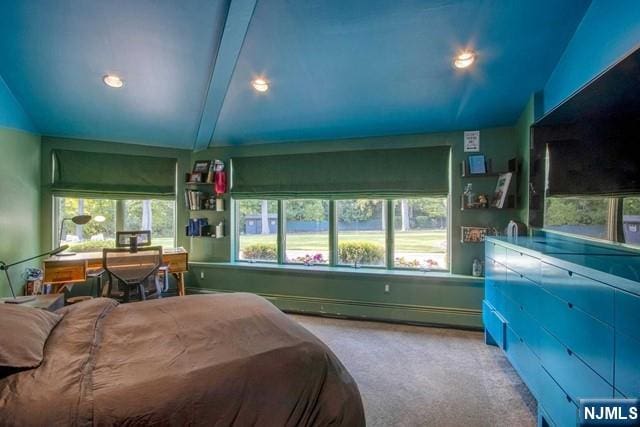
[568,302,574,309]
[520,274,524,279]
[520,337,524,343]
[520,305,524,311]
[566,395,572,403]
[567,348,573,356]
[568,271,573,277]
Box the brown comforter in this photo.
[0,294,364,426]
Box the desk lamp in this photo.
[58,214,105,256]
[0,245,68,303]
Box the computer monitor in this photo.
[116,230,151,248]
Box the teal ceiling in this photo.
[0,0,591,149]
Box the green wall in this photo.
[186,125,528,327]
[39,136,192,254]
[0,128,41,297]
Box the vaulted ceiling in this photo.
[0,0,591,149]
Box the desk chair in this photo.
[103,246,163,302]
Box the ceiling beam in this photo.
[193,0,257,151]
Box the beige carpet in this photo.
[291,314,536,427]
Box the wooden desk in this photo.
[43,248,189,296]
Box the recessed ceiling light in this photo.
[103,74,124,88]
[252,78,269,92]
[453,51,476,69]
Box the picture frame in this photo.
[189,172,203,183]
[467,155,487,175]
[192,160,211,174]
[491,172,513,208]
[461,226,489,243]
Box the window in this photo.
[284,200,329,265]
[544,197,610,240]
[393,198,448,269]
[336,199,386,267]
[623,197,640,247]
[234,197,450,271]
[54,197,175,251]
[236,200,278,262]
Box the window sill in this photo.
[188,261,483,283]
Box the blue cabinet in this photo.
[484,236,639,427]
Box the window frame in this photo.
[233,197,450,271]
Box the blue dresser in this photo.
[484,235,640,427]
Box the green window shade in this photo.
[231,146,450,199]
[51,149,176,199]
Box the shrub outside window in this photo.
[336,199,386,267]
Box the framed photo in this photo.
[192,160,211,174]
[468,155,487,175]
[461,226,489,243]
[491,172,513,208]
[189,172,203,183]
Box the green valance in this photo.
[230,146,450,199]
[51,149,176,199]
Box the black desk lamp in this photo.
[57,214,93,256]
[0,245,68,304]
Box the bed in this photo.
[0,293,364,426]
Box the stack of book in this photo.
[185,190,205,210]
[186,218,210,237]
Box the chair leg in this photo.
[124,285,130,303]
[138,283,146,301]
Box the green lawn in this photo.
[239,229,446,253]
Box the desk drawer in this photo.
[541,262,614,326]
[536,288,614,384]
[486,241,506,263]
[506,248,541,284]
[163,253,188,272]
[538,367,578,427]
[615,289,640,341]
[538,327,613,402]
[501,294,540,356]
[44,261,87,283]
[614,331,640,398]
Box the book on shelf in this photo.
[185,190,206,210]
[186,218,209,237]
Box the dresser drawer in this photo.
[504,268,542,318]
[501,294,541,356]
[538,327,613,402]
[614,331,640,398]
[615,289,640,341]
[486,240,507,264]
[483,300,506,349]
[541,262,614,326]
[505,326,541,397]
[506,248,541,284]
[538,367,579,427]
[536,288,614,384]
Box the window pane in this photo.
[54,197,175,251]
[55,197,116,252]
[122,200,175,248]
[237,200,278,262]
[284,200,329,265]
[336,199,386,267]
[544,197,609,240]
[623,197,640,246]
[393,198,448,270]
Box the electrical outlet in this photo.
[200,271,205,279]
[384,284,390,293]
